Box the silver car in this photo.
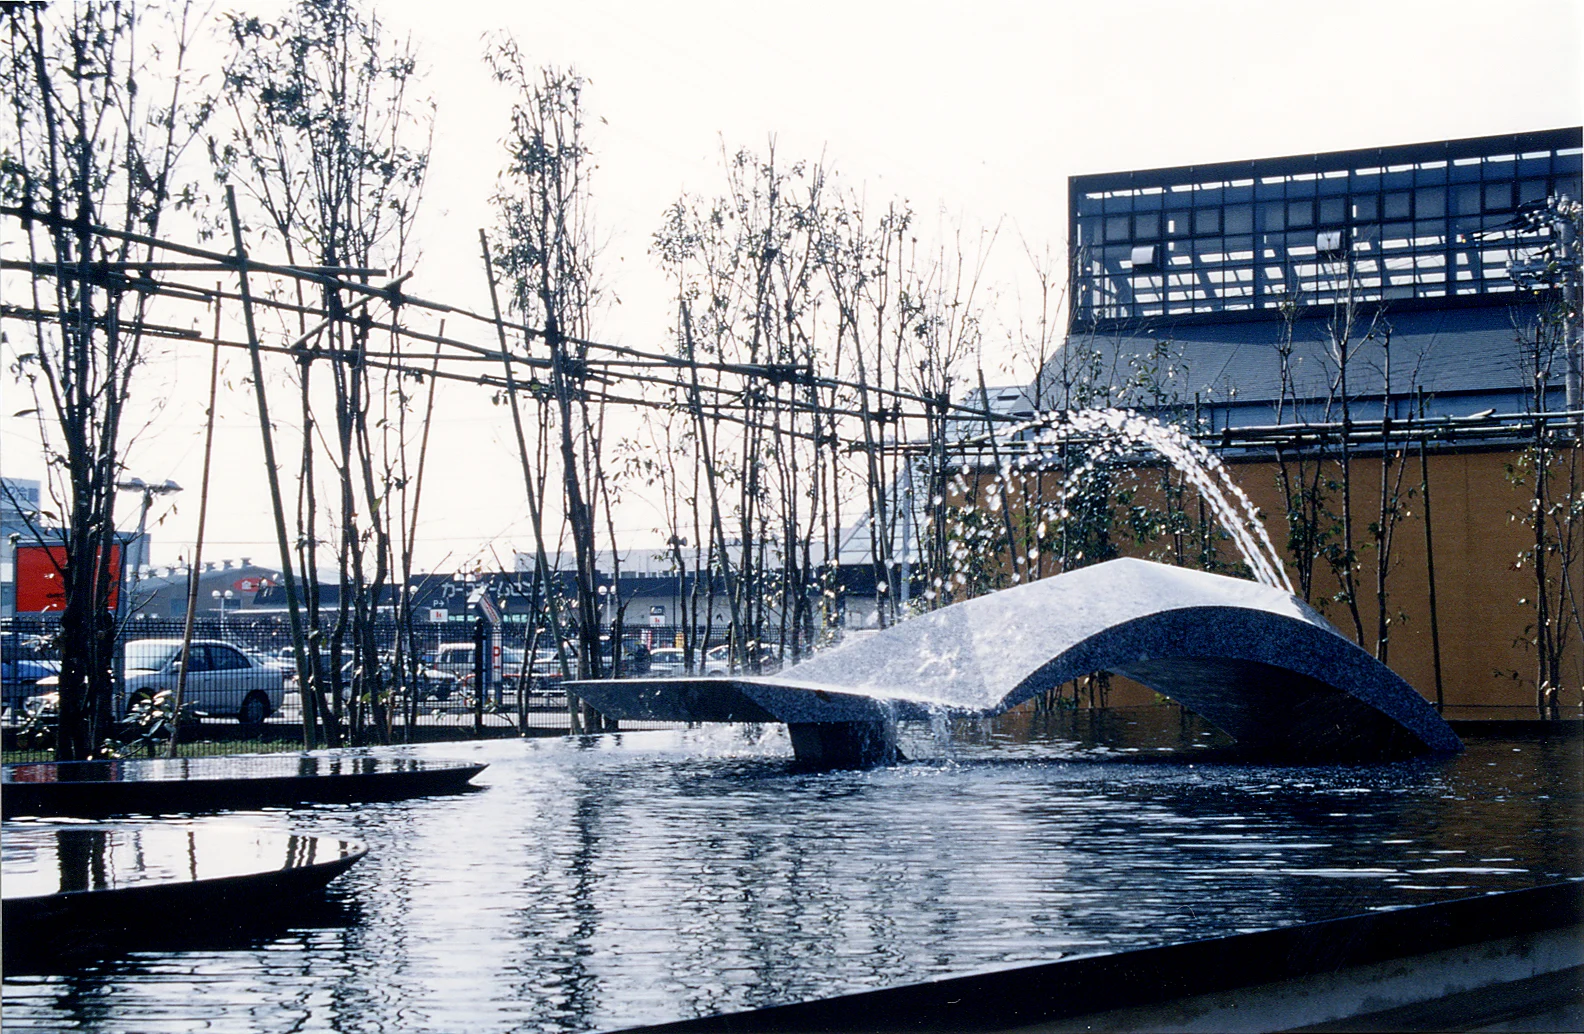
[648,647,688,678]
[122,639,286,724]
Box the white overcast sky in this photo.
[3,0,1580,573]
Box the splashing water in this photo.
[998,408,1294,594]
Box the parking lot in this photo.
[1,616,719,757]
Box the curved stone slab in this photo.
[570,558,1461,762]
[2,823,364,963]
[2,755,488,818]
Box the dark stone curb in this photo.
[3,846,363,965]
[616,881,1584,1033]
[1,759,487,817]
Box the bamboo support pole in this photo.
[169,288,223,757]
[225,187,321,750]
[477,230,576,701]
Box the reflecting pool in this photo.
[3,712,1580,1032]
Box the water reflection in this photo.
[3,825,360,898]
[2,753,440,785]
[3,716,1580,1033]
[53,828,104,894]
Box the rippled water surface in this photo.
[4,714,1581,1032]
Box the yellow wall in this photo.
[1227,448,1580,714]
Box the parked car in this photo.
[398,661,462,702]
[701,644,730,675]
[118,639,286,724]
[701,643,782,676]
[254,648,294,672]
[432,643,528,686]
[3,656,60,716]
[3,635,60,715]
[531,644,574,675]
[647,647,688,678]
[284,652,460,703]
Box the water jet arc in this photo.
[569,559,1462,767]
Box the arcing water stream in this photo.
[983,408,1294,594]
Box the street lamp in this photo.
[115,477,182,611]
[667,535,687,650]
[211,588,234,633]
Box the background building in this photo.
[1,477,43,617]
[1056,128,1581,424]
[1031,128,1583,715]
[127,559,282,621]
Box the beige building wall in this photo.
[1226,448,1580,715]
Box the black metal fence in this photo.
[1,615,721,760]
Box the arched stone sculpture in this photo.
[569,558,1462,767]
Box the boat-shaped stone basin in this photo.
[2,753,487,817]
[2,822,365,960]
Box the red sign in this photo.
[233,575,274,593]
[14,543,123,613]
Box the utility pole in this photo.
[113,477,182,616]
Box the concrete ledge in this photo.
[1017,927,1582,1033]
[1449,718,1584,738]
[2,824,365,967]
[1,754,487,817]
[617,881,1584,1033]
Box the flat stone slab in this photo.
[570,558,1461,761]
[2,822,364,961]
[1,753,487,818]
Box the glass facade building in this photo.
[1070,128,1582,326]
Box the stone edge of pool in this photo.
[0,760,488,817]
[613,879,1584,1033]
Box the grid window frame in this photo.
[1070,130,1582,324]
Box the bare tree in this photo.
[488,48,610,713]
[1271,296,1337,605]
[1318,269,1385,646]
[3,2,211,759]
[1507,264,1584,715]
[218,0,432,745]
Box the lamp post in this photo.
[597,583,611,658]
[211,588,234,633]
[667,535,687,654]
[115,477,182,613]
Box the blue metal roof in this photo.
[1046,299,1560,414]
